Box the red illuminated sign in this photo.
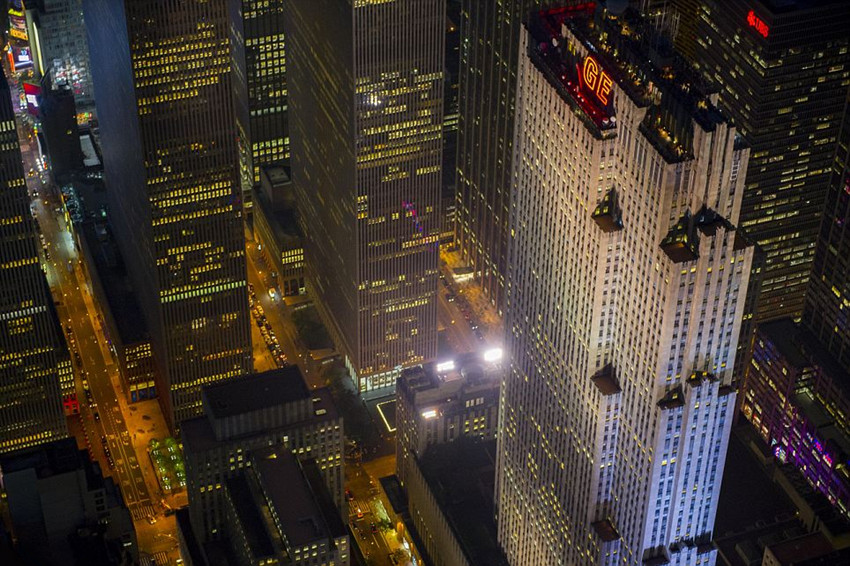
[747,10,769,38]
[581,56,613,107]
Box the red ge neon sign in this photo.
[747,10,769,38]
[581,56,613,106]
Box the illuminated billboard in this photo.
[8,45,33,72]
[23,82,40,116]
[8,3,27,42]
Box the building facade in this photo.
[84,0,252,428]
[497,6,755,565]
[25,0,94,106]
[395,353,501,489]
[454,0,541,313]
[691,0,850,323]
[182,368,343,543]
[0,72,68,455]
[284,0,444,392]
[803,87,850,373]
[741,320,850,520]
[0,438,137,565]
[229,0,288,211]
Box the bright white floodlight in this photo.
[483,348,503,363]
[436,360,455,373]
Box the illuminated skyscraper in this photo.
[0,72,68,454]
[803,89,850,372]
[689,0,850,323]
[454,0,540,312]
[284,0,444,392]
[24,0,94,106]
[84,0,252,428]
[229,0,288,210]
[497,6,754,565]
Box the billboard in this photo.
[8,3,27,42]
[23,81,40,116]
[8,44,33,72]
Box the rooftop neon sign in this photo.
[580,55,613,107]
[747,10,769,38]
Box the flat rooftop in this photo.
[203,366,310,419]
[226,475,276,559]
[419,438,509,566]
[183,384,338,454]
[252,447,333,548]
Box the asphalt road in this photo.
[8,93,173,530]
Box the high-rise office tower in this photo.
[24,0,94,106]
[284,0,444,392]
[497,6,755,565]
[454,0,541,313]
[689,0,850,323]
[84,0,252,428]
[804,88,850,372]
[229,0,287,210]
[0,72,68,454]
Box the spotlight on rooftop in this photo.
[483,348,503,363]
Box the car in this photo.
[356,508,364,519]
[370,522,378,533]
[345,489,354,501]
[446,293,456,302]
[147,516,157,525]
[93,412,100,422]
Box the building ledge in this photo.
[591,364,621,395]
[592,188,623,232]
[591,517,620,542]
[660,212,699,263]
[657,386,685,410]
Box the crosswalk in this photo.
[142,551,172,566]
[130,502,157,522]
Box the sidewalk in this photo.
[124,399,189,511]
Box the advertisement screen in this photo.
[8,45,33,72]
[23,82,40,116]
[8,4,27,41]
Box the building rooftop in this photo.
[252,447,342,548]
[0,438,104,493]
[766,532,834,564]
[226,474,277,559]
[397,352,501,406]
[419,438,509,566]
[203,366,311,419]
[527,3,725,158]
[184,382,337,454]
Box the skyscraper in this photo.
[690,0,850,323]
[229,0,288,210]
[84,0,252,428]
[454,0,540,313]
[497,6,755,565]
[0,72,68,454]
[24,0,94,106]
[803,88,850,372]
[284,0,444,392]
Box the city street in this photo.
[11,90,182,564]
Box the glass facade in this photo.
[285,0,444,392]
[0,73,68,454]
[85,0,252,428]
